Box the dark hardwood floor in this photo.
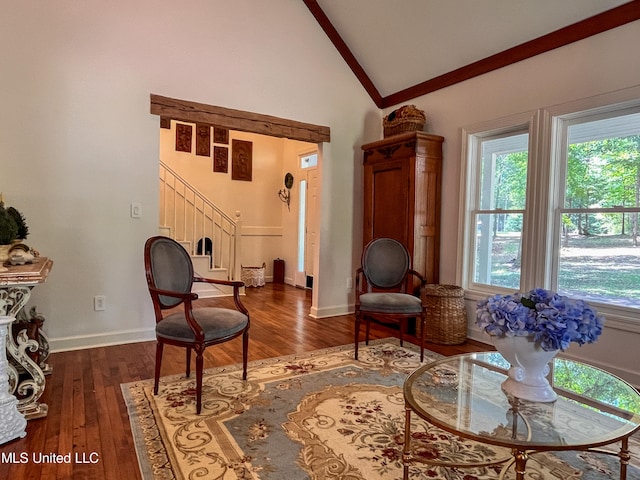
[0,283,488,479]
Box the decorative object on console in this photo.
[232,139,252,181]
[383,104,426,137]
[6,206,28,241]
[476,288,605,402]
[0,195,30,270]
[278,172,294,210]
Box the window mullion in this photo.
[519,110,547,291]
[547,114,570,292]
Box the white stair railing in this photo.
[159,162,242,281]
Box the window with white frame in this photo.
[462,98,640,314]
[552,109,640,308]
[300,152,317,169]
[472,130,529,289]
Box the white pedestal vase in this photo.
[492,335,559,403]
[0,315,27,444]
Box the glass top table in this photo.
[402,352,640,480]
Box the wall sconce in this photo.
[278,172,294,211]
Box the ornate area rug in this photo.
[121,339,640,479]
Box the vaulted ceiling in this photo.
[304,0,640,108]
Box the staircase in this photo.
[159,162,243,297]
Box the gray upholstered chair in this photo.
[144,235,249,414]
[354,237,427,361]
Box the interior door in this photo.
[304,168,318,284]
[294,166,318,288]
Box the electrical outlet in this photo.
[94,295,106,311]
[346,277,353,289]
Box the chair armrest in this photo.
[409,269,427,292]
[149,286,198,301]
[194,276,245,288]
[194,276,249,316]
[408,269,427,285]
[355,268,366,301]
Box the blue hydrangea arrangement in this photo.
[476,288,605,351]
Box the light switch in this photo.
[130,202,142,218]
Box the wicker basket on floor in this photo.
[241,263,266,287]
[422,284,467,345]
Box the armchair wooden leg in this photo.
[419,316,426,362]
[154,342,164,395]
[242,330,248,380]
[195,345,204,415]
[185,347,191,378]
[354,313,361,360]
[365,317,371,345]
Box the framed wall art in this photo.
[214,146,228,173]
[196,123,211,157]
[232,140,252,181]
[214,127,229,144]
[175,123,192,152]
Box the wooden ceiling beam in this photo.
[150,94,330,143]
[303,0,384,108]
[382,0,640,108]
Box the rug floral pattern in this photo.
[121,340,640,480]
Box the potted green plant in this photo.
[0,204,18,264]
[0,197,29,265]
[7,206,29,241]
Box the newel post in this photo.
[234,211,242,281]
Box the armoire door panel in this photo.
[370,161,409,245]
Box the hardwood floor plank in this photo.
[0,283,486,479]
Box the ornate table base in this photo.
[0,258,53,420]
[0,315,27,444]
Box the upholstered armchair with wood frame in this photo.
[354,237,427,362]
[144,235,250,415]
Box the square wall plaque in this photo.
[214,127,229,144]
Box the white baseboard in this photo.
[309,304,352,319]
[49,328,156,353]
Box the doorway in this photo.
[296,152,318,289]
[151,94,329,309]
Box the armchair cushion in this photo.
[359,292,422,314]
[156,308,249,343]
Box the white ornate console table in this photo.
[0,257,53,422]
[0,315,26,444]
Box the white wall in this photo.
[1,0,377,351]
[385,20,640,385]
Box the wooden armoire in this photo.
[361,131,444,285]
